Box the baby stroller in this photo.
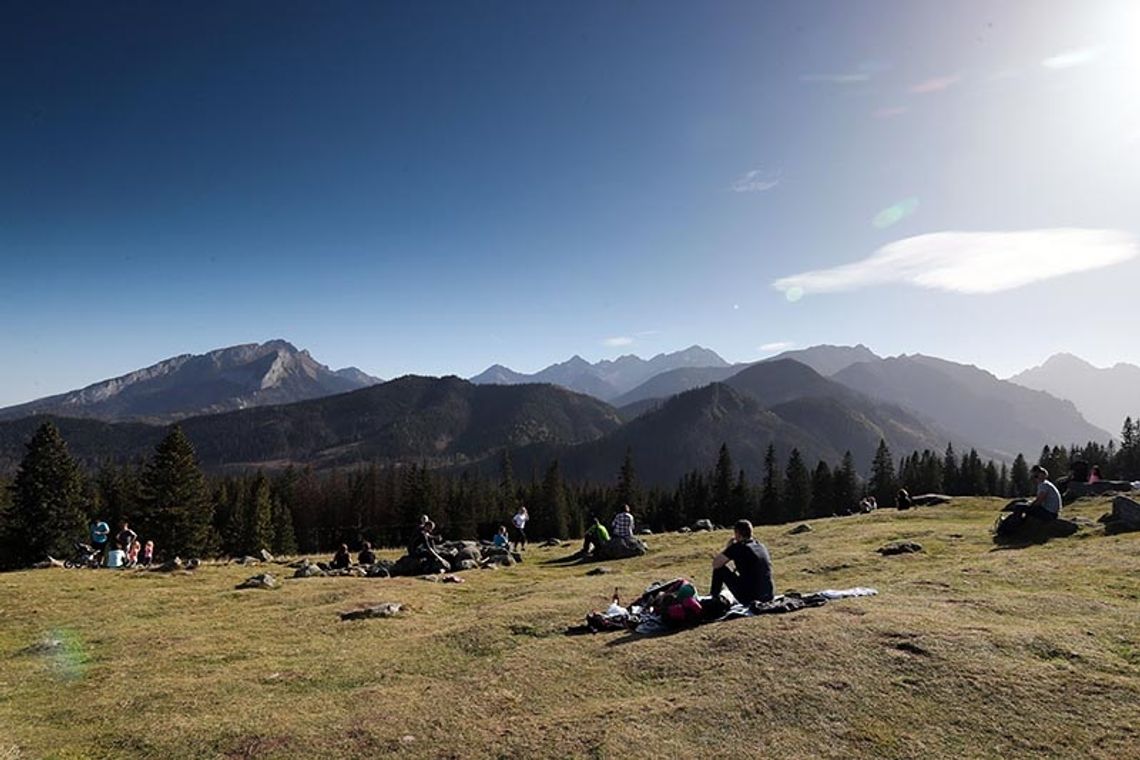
[64,541,102,569]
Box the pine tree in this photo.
[759,444,781,524]
[270,493,298,555]
[942,444,959,495]
[139,426,214,559]
[712,444,734,526]
[833,451,858,511]
[782,448,812,523]
[1010,453,1030,497]
[616,446,640,511]
[6,422,87,566]
[868,439,897,504]
[731,469,751,522]
[540,460,570,539]
[809,461,833,518]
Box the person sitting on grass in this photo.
[139,540,154,566]
[491,525,510,549]
[358,541,376,566]
[581,516,610,556]
[709,519,775,605]
[331,543,352,570]
[127,539,141,566]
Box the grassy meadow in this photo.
[1,497,1138,759]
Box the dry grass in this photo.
[1,497,1138,759]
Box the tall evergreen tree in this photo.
[712,444,734,526]
[615,446,640,512]
[833,451,858,511]
[270,493,298,555]
[6,422,87,566]
[139,426,214,558]
[782,448,812,523]
[1010,453,1030,496]
[499,448,518,513]
[809,460,834,518]
[540,460,570,539]
[868,439,897,504]
[759,444,781,523]
[942,444,959,495]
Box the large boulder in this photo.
[453,559,479,572]
[691,519,714,532]
[1064,480,1136,502]
[236,573,278,590]
[390,553,449,577]
[593,535,648,561]
[293,561,326,578]
[365,563,391,578]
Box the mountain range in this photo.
[1009,353,1140,435]
[0,340,1123,486]
[0,340,381,424]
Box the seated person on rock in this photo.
[1013,465,1062,524]
[491,525,510,549]
[709,519,775,605]
[331,543,352,570]
[582,516,610,556]
[895,488,913,510]
[358,541,377,566]
[410,520,449,568]
[611,504,634,539]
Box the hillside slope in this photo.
[0,498,1136,759]
[1010,353,1140,434]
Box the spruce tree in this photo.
[942,444,959,495]
[540,460,570,539]
[833,451,858,511]
[616,446,640,511]
[499,448,519,513]
[7,421,87,566]
[270,494,298,555]
[1010,453,1031,497]
[782,449,812,523]
[759,444,781,523]
[712,444,734,526]
[809,461,833,518]
[139,426,214,558]
[868,439,897,504]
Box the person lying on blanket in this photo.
[709,519,775,605]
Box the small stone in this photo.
[788,524,813,535]
[235,573,278,590]
[258,549,275,563]
[340,602,403,621]
[877,541,923,556]
[586,566,614,576]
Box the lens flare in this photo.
[785,286,804,302]
[26,628,89,681]
[872,197,919,229]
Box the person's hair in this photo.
[1092,464,1102,474]
[733,519,754,539]
[339,543,348,551]
[1031,465,1048,478]
[499,524,508,532]
[362,541,372,550]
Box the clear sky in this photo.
[3,0,1139,406]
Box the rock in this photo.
[1112,495,1140,525]
[287,558,310,569]
[877,541,923,556]
[911,494,952,506]
[788,524,813,535]
[691,519,714,532]
[593,535,648,561]
[637,528,653,535]
[454,559,479,572]
[366,564,391,578]
[233,556,260,566]
[678,527,691,534]
[33,556,64,569]
[453,546,482,563]
[294,563,326,578]
[152,557,183,572]
[236,573,277,590]
[586,566,614,576]
[1064,480,1136,502]
[185,558,201,570]
[258,549,275,563]
[339,602,403,621]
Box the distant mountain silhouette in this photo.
[764,344,881,376]
[469,345,729,401]
[0,340,382,424]
[0,376,621,473]
[1009,353,1140,435]
[832,355,1111,460]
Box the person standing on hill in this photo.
[611,504,634,539]
[511,506,529,552]
[709,519,775,605]
[89,519,110,558]
[116,520,137,552]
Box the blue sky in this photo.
[3,0,1139,406]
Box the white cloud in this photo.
[799,73,870,84]
[758,341,795,353]
[772,228,1138,297]
[910,75,961,94]
[1042,47,1101,69]
[731,169,780,193]
[602,336,634,347]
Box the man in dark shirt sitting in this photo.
[709,519,775,605]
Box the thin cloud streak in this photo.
[758,341,795,353]
[1042,47,1100,69]
[772,229,1137,297]
[909,75,960,94]
[731,169,780,193]
[602,336,634,347]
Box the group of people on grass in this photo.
[581,503,634,555]
[86,519,153,567]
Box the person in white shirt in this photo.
[511,506,529,552]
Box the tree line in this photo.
[3,416,1139,569]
